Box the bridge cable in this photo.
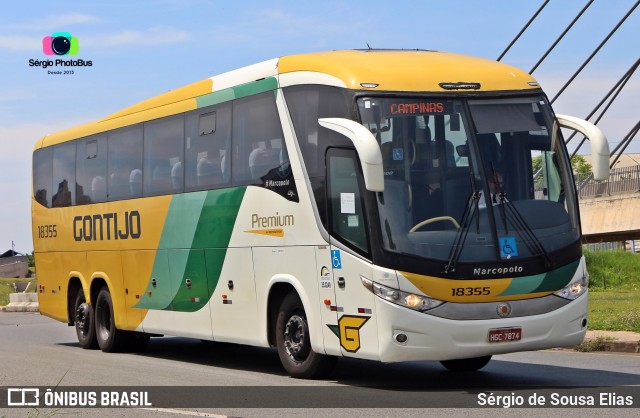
[550,0,640,104]
[610,121,640,168]
[497,0,550,61]
[568,57,640,158]
[530,0,595,74]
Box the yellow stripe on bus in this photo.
[399,271,553,303]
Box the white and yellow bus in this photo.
[32,50,609,378]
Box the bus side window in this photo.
[108,125,143,201]
[185,103,232,191]
[327,149,370,256]
[143,116,184,196]
[52,142,76,207]
[33,147,53,208]
[232,91,287,185]
[76,136,107,205]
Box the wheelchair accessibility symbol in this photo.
[499,237,518,259]
[331,250,342,269]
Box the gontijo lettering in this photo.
[73,211,141,241]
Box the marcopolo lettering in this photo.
[473,266,524,276]
[73,211,141,241]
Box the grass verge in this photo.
[588,290,640,333]
[0,277,36,306]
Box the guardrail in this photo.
[575,164,640,199]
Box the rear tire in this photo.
[74,290,97,349]
[440,355,492,371]
[275,292,336,379]
[95,286,131,352]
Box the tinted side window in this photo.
[232,92,288,184]
[283,85,354,178]
[108,125,143,200]
[52,142,76,207]
[143,116,184,196]
[327,149,369,255]
[185,103,232,191]
[33,147,53,208]
[76,136,107,205]
[283,85,354,225]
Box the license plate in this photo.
[488,327,521,343]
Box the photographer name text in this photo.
[478,391,634,408]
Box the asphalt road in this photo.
[1,312,639,417]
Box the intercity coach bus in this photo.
[32,50,609,378]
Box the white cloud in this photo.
[83,26,191,48]
[8,13,102,32]
[0,35,42,51]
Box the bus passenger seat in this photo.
[197,157,222,187]
[249,147,281,179]
[91,176,106,202]
[129,169,142,195]
[151,164,172,193]
[171,161,183,190]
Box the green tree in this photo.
[531,154,592,175]
[26,251,35,268]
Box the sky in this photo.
[1,0,639,253]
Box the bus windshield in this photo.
[357,95,580,268]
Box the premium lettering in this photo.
[73,211,141,241]
[251,212,294,228]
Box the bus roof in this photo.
[37,49,539,148]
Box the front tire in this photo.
[74,290,97,349]
[275,292,336,379]
[440,355,492,371]
[94,286,131,352]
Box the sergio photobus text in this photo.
[28,59,93,69]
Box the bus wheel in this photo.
[74,290,97,349]
[275,292,336,379]
[440,355,492,372]
[95,287,130,352]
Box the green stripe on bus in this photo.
[135,187,246,312]
[531,259,580,293]
[496,259,580,297]
[196,77,278,109]
[497,274,545,297]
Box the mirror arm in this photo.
[318,118,385,192]
[556,114,610,181]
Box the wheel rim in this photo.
[96,297,111,342]
[75,302,90,337]
[283,313,310,362]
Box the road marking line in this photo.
[139,407,227,417]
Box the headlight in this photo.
[554,275,588,300]
[361,277,444,311]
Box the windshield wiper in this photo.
[444,165,481,274]
[492,194,551,270]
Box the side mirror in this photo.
[556,114,610,181]
[318,118,384,192]
[456,144,469,157]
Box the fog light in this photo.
[395,333,408,343]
